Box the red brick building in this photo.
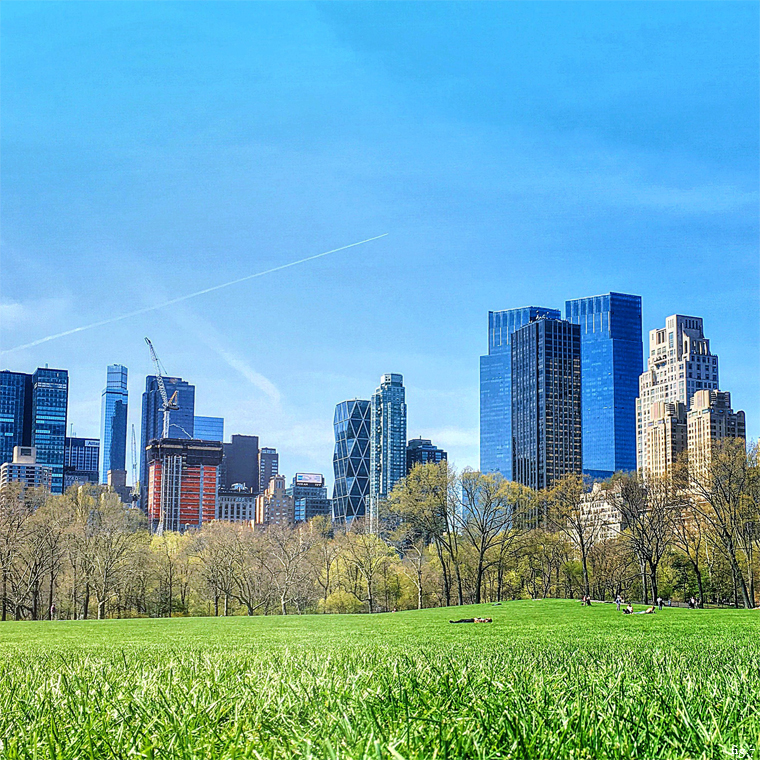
[146,438,223,532]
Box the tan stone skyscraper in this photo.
[642,401,687,479]
[636,315,719,473]
[687,390,746,481]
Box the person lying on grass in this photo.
[636,606,656,615]
[449,617,493,623]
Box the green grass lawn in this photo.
[0,600,758,759]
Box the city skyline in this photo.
[2,3,757,482]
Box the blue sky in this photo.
[1,1,758,484]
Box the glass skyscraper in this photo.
[0,371,32,466]
[100,364,128,484]
[194,416,224,442]
[370,374,407,516]
[565,293,642,478]
[332,399,371,521]
[64,437,100,489]
[139,375,195,509]
[480,307,560,478]
[511,317,581,494]
[31,368,69,494]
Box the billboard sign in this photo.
[295,473,323,486]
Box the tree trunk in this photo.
[649,562,658,606]
[695,567,705,608]
[581,551,590,598]
[48,568,55,620]
[214,592,219,617]
[97,598,105,620]
[641,561,648,605]
[224,594,229,616]
[455,561,464,606]
[83,584,90,620]
[435,542,450,606]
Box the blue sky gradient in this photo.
[2,1,758,483]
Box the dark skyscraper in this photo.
[31,368,69,494]
[140,376,195,509]
[332,399,371,522]
[511,316,581,494]
[406,438,447,473]
[64,437,100,489]
[0,371,32,466]
[100,364,128,484]
[221,434,259,492]
[480,307,561,479]
[566,293,642,479]
[258,447,279,493]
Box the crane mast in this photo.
[130,424,139,500]
[144,337,179,438]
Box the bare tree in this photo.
[458,471,523,604]
[264,525,315,614]
[689,438,757,607]
[617,474,676,604]
[547,474,600,598]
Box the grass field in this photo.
[0,600,758,759]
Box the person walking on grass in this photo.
[657,597,663,612]
[616,595,623,612]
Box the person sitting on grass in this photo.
[623,604,633,614]
[449,617,493,623]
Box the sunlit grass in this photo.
[0,600,757,759]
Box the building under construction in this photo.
[146,438,223,533]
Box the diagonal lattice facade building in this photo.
[332,399,371,522]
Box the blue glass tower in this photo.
[139,376,195,509]
[332,399,371,521]
[480,307,560,478]
[100,364,128,483]
[0,371,32,466]
[565,293,642,478]
[370,374,407,515]
[31,368,69,493]
[194,416,224,441]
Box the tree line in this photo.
[0,438,757,620]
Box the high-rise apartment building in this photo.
[642,401,687,480]
[406,438,447,473]
[287,473,331,522]
[687,390,745,481]
[258,447,279,493]
[511,317,582,492]
[0,371,32,467]
[0,446,52,491]
[332,399,371,522]
[64,437,100,489]
[146,438,222,532]
[31,368,69,494]
[255,475,294,526]
[480,307,561,478]
[194,416,224,442]
[220,434,259,492]
[370,374,407,517]
[140,376,195,509]
[100,364,128,484]
[565,293,642,479]
[636,315,719,473]
[0,368,69,493]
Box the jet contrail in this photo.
[1,233,388,355]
